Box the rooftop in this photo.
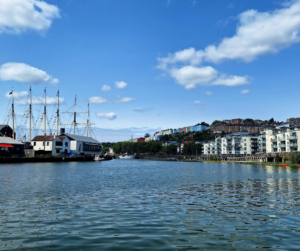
[0,136,24,145]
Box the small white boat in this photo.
[119,155,135,159]
[94,154,101,161]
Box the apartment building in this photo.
[203,132,261,155]
[265,124,300,153]
[287,118,300,127]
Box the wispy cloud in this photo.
[101,85,111,91]
[133,107,154,113]
[96,112,117,120]
[241,89,250,94]
[206,91,213,96]
[88,96,135,104]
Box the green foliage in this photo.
[102,142,115,147]
[162,144,177,154]
[290,153,300,164]
[210,155,219,161]
[159,135,171,142]
[275,153,280,163]
[102,147,109,154]
[144,133,150,138]
[212,120,220,125]
[283,155,289,163]
[244,118,254,124]
[193,130,214,142]
[113,141,162,155]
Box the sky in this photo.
[1,0,300,142]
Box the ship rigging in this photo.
[3,87,97,143]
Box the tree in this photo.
[145,133,150,138]
[244,118,254,124]
[291,153,300,164]
[192,143,203,155]
[269,118,275,124]
[275,153,280,163]
[102,147,109,154]
[200,121,209,127]
[162,144,177,154]
[212,120,220,125]
[182,143,193,155]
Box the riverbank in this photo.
[0,156,112,164]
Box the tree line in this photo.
[106,141,203,155]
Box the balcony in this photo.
[278,144,286,148]
[260,146,266,149]
[271,145,278,148]
[288,143,298,147]
[278,138,286,141]
[287,136,298,140]
[259,140,266,143]
[250,140,258,143]
[271,139,278,142]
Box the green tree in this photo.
[102,147,109,154]
[212,120,220,125]
[275,153,280,163]
[291,152,300,164]
[244,118,254,124]
[145,133,150,138]
[182,143,193,155]
[162,144,177,154]
[192,143,203,155]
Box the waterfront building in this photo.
[65,134,102,156]
[0,136,24,157]
[31,135,55,155]
[265,124,300,153]
[203,132,261,155]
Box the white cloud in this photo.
[89,96,108,104]
[5,91,64,105]
[204,1,300,63]
[206,91,213,95]
[50,78,59,85]
[115,97,135,103]
[241,89,250,94]
[115,81,127,89]
[169,66,218,89]
[159,1,300,66]
[213,75,250,86]
[88,96,135,104]
[101,85,111,91]
[0,0,60,34]
[157,48,204,69]
[133,107,154,113]
[193,100,201,104]
[0,63,59,84]
[157,1,300,89]
[96,112,117,120]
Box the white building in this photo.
[32,134,102,156]
[265,125,300,153]
[31,135,55,155]
[203,132,261,155]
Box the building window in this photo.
[43,142,45,146]
[56,150,60,153]
[65,142,68,147]
[244,147,246,150]
[244,139,246,141]
[34,142,36,146]
[47,142,49,146]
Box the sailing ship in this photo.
[4,87,98,145]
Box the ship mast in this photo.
[87,102,90,137]
[61,95,95,136]
[57,90,59,135]
[44,87,46,136]
[12,87,15,139]
[29,86,32,142]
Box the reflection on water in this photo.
[1,160,300,250]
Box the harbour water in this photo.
[1,160,300,250]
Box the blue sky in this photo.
[1,0,300,142]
